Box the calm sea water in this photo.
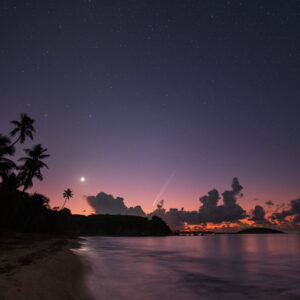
[74,235,300,300]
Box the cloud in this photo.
[198,177,246,223]
[149,177,247,228]
[271,199,300,224]
[86,178,247,230]
[85,178,300,231]
[87,178,247,229]
[249,205,270,224]
[87,192,146,217]
[294,214,300,223]
[291,199,300,214]
[148,207,199,230]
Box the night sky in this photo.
[1,1,299,227]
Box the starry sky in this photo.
[0,0,299,219]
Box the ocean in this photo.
[74,234,300,300]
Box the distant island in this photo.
[237,228,284,234]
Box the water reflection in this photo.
[76,235,300,300]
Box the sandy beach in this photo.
[0,233,91,300]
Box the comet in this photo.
[152,171,176,206]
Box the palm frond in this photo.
[10,120,21,126]
[9,114,36,145]
[9,128,19,137]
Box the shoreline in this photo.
[0,233,91,300]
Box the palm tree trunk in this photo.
[22,172,33,193]
[22,177,29,193]
[61,198,67,210]
[10,135,21,147]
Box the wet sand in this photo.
[0,233,91,300]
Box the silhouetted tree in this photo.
[0,173,20,191]
[10,113,36,146]
[31,193,50,208]
[62,188,73,209]
[157,199,164,210]
[0,134,16,181]
[18,144,50,192]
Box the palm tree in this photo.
[61,188,73,209]
[18,144,50,192]
[0,134,16,181]
[10,113,36,146]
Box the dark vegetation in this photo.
[69,215,171,236]
[0,114,171,236]
[237,227,284,234]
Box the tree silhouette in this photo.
[1,173,19,191]
[10,113,36,146]
[157,200,164,210]
[18,144,50,192]
[0,134,16,181]
[61,188,73,209]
